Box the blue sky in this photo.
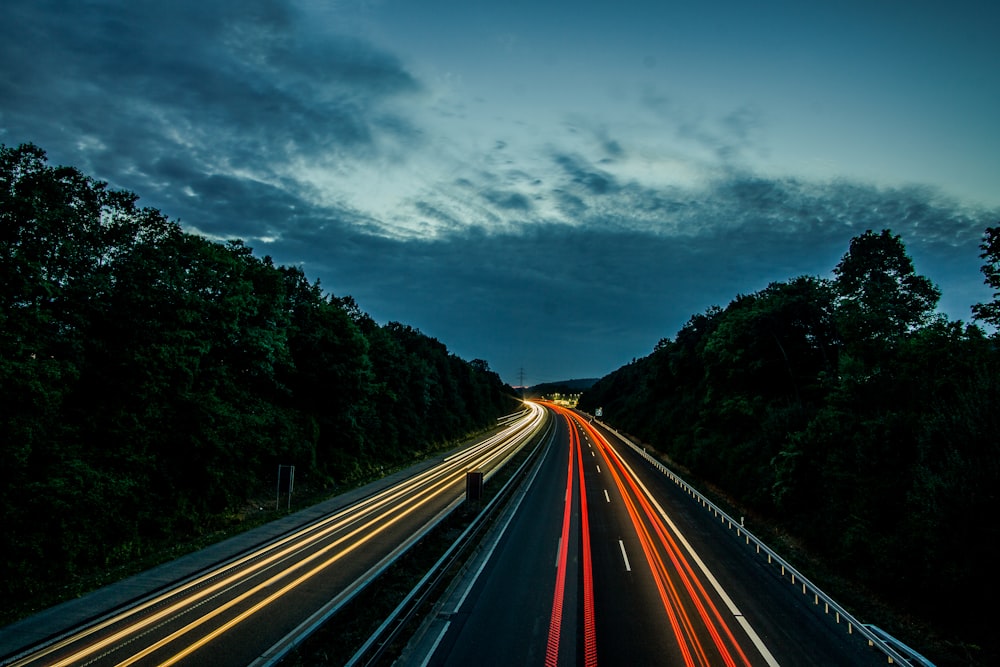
[3,0,998,384]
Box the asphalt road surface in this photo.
[406,402,888,667]
[0,404,546,667]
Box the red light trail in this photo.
[543,401,754,667]
[545,409,598,667]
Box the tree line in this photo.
[0,144,517,615]
[579,226,1000,662]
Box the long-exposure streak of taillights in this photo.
[577,415,753,667]
[574,420,598,667]
[594,432,699,666]
[545,411,598,667]
[544,415,575,667]
[591,423,753,667]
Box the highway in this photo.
[407,402,888,666]
[2,403,546,667]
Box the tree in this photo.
[972,225,1000,328]
[278,265,372,481]
[832,229,940,362]
[1,143,517,618]
[578,227,1000,658]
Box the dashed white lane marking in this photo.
[618,540,632,572]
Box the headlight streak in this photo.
[121,465,484,666]
[13,402,545,667]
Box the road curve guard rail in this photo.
[594,418,933,667]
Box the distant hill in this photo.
[523,378,598,397]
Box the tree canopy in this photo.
[972,225,1000,327]
[0,143,517,615]
[832,229,941,343]
[580,225,1000,663]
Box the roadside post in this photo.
[465,470,484,502]
[277,464,295,511]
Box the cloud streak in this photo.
[2,0,422,233]
[255,170,995,382]
[3,0,998,382]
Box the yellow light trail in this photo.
[14,403,545,667]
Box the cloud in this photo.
[552,152,620,196]
[243,165,996,382]
[639,87,768,165]
[4,1,998,383]
[2,0,421,240]
[482,189,534,212]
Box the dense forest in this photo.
[580,225,1000,662]
[524,378,598,398]
[0,144,517,615]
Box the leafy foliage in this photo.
[580,227,1000,654]
[972,225,1000,327]
[0,144,516,610]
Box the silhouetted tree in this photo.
[972,225,1000,328]
[580,226,1000,661]
[0,143,516,617]
[832,229,940,349]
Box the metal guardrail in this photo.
[345,412,555,667]
[251,409,549,667]
[594,419,930,667]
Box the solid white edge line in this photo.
[418,621,450,667]
[451,425,553,616]
[609,440,781,667]
[618,540,632,572]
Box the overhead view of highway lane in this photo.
[1,405,546,667]
[404,401,891,666]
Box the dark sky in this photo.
[3,0,998,384]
